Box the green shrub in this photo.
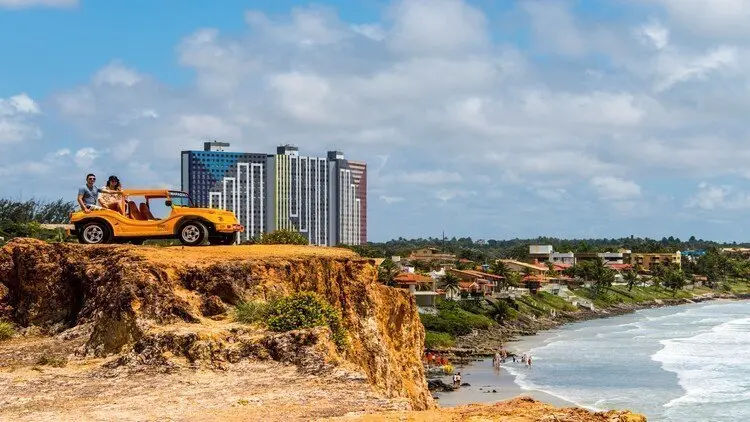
[260,229,309,245]
[267,292,347,351]
[35,354,67,367]
[420,299,494,336]
[0,321,14,341]
[424,331,455,349]
[235,301,270,324]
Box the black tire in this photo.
[77,221,111,245]
[210,233,236,245]
[178,221,208,246]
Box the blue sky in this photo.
[2,0,750,242]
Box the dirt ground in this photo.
[131,244,358,267]
[0,336,409,422]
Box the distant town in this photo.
[358,237,750,315]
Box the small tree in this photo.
[623,270,638,291]
[661,268,686,296]
[260,229,309,245]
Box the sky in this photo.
[2,0,750,242]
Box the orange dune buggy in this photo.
[69,189,243,246]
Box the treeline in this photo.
[346,235,745,262]
[0,198,76,242]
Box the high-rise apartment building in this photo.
[348,160,367,244]
[180,142,365,246]
[266,145,331,246]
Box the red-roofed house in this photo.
[393,272,438,311]
[608,263,633,272]
[447,269,501,296]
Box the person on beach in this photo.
[512,355,516,363]
[527,355,532,367]
[494,352,501,368]
[452,372,462,388]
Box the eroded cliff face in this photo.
[0,238,433,410]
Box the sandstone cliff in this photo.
[0,238,433,411]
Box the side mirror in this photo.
[165,200,173,207]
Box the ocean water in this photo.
[500,300,750,421]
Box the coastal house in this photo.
[406,248,456,263]
[498,259,548,276]
[630,253,681,272]
[550,252,575,265]
[447,268,503,295]
[393,272,438,312]
[529,245,554,261]
[457,280,493,297]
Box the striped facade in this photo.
[348,160,367,244]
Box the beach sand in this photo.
[431,358,576,408]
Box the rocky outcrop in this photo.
[0,238,433,410]
[327,396,647,422]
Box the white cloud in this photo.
[590,177,642,200]
[651,0,750,37]
[0,0,75,8]
[380,195,405,204]
[387,0,488,54]
[74,147,99,169]
[435,189,476,202]
[654,45,738,92]
[0,93,40,116]
[637,20,669,50]
[534,188,568,202]
[687,182,750,210]
[381,170,463,185]
[0,93,41,144]
[352,23,385,41]
[93,62,142,87]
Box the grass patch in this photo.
[0,321,14,341]
[266,292,348,351]
[35,354,67,368]
[726,280,750,294]
[419,299,494,337]
[235,301,270,324]
[424,331,455,349]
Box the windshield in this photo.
[168,191,194,207]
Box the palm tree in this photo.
[377,258,400,287]
[592,259,614,295]
[485,299,511,323]
[507,272,522,288]
[489,261,510,291]
[440,272,461,298]
[623,270,638,291]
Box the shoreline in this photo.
[431,359,579,409]
[436,291,750,361]
[426,292,750,407]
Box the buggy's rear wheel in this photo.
[77,221,111,245]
